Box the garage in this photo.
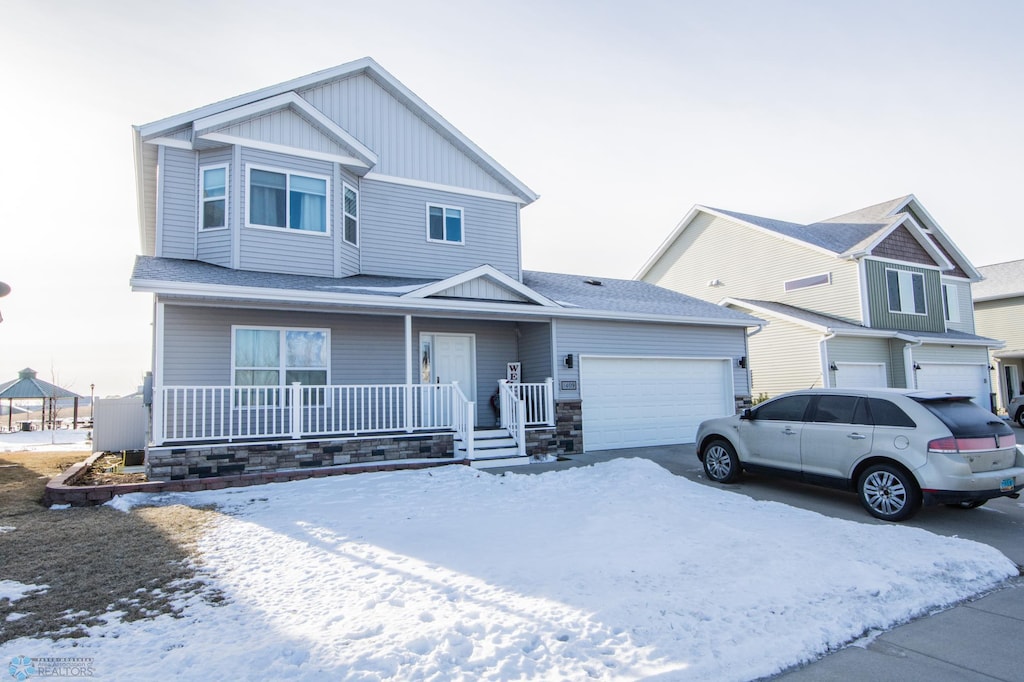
[914,363,990,407]
[834,362,888,389]
[579,356,734,451]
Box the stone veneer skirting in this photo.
[524,400,583,457]
[146,432,455,482]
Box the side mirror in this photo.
[740,408,753,420]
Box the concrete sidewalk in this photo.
[486,446,1024,681]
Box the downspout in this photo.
[903,339,924,389]
[819,331,836,388]
[743,324,764,402]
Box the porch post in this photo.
[290,382,302,439]
[405,315,413,433]
[153,386,164,444]
[545,377,555,426]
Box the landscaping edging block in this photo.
[43,454,466,508]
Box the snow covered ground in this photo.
[0,458,1016,680]
[0,428,91,453]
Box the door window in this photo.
[755,395,811,421]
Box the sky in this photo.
[0,456,1015,679]
[1,0,1022,396]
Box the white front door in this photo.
[423,333,476,401]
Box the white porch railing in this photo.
[451,382,474,459]
[157,383,478,444]
[506,378,556,427]
[498,380,527,458]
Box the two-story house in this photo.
[638,195,1002,407]
[973,259,1024,416]
[131,58,760,480]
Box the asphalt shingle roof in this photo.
[974,259,1024,300]
[133,257,761,324]
[709,207,896,255]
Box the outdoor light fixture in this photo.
[737,356,747,368]
[913,363,922,371]
[564,354,574,369]
[829,362,838,371]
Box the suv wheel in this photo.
[1016,409,1024,428]
[703,439,741,483]
[857,464,921,521]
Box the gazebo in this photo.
[0,368,84,431]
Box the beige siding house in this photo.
[639,195,1003,408]
[974,259,1024,415]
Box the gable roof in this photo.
[724,298,1002,347]
[638,195,978,280]
[974,259,1024,302]
[131,256,761,328]
[135,57,537,204]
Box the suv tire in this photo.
[858,463,921,521]
[703,439,741,483]
[1016,408,1024,429]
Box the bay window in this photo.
[247,166,329,233]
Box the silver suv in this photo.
[696,388,1024,521]
[1008,395,1024,427]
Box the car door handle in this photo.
[782,428,798,435]
[847,433,867,440]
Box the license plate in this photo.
[1001,477,1015,492]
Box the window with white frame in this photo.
[942,283,961,323]
[200,165,228,230]
[885,268,927,315]
[233,327,329,386]
[247,165,330,233]
[427,204,463,244]
[343,183,358,245]
[784,272,831,292]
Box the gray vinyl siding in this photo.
[552,319,749,400]
[825,336,895,386]
[238,148,336,276]
[300,74,514,195]
[160,147,197,259]
[941,279,975,334]
[865,259,945,332]
[140,143,159,255]
[912,344,990,364]
[196,148,233,267]
[518,321,553,383]
[888,339,909,388]
[217,108,350,157]
[644,212,863,323]
[359,178,520,279]
[161,304,408,387]
[743,313,824,398]
[975,297,1024,352]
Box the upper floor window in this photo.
[886,268,926,315]
[247,165,329,234]
[233,327,329,386]
[942,284,961,323]
[784,272,830,292]
[201,165,228,230]
[343,184,358,245]
[427,204,463,244]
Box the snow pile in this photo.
[0,428,91,452]
[0,580,48,603]
[0,459,1015,680]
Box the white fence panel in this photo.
[93,396,148,453]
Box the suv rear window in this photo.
[914,398,1011,437]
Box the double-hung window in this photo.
[343,183,358,245]
[200,165,228,230]
[427,204,463,244]
[942,283,961,323]
[233,327,329,387]
[885,268,926,315]
[247,166,330,233]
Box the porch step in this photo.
[456,428,531,468]
[469,453,533,469]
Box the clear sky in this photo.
[1,0,1022,397]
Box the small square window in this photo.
[426,205,464,244]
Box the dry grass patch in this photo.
[0,451,222,643]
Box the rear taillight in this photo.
[928,434,1016,453]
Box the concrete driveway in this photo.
[488,422,1024,680]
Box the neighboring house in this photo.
[973,259,1024,413]
[131,57,760,480]
[638,195,1002,407]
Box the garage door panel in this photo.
[580,357,733,451]
[915,363,988,405]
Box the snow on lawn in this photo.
[0,429,91,453]
[1,459,1015,680]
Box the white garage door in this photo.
[834,362,888,389]
[914,363,990,406]
[580,357,733,451]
